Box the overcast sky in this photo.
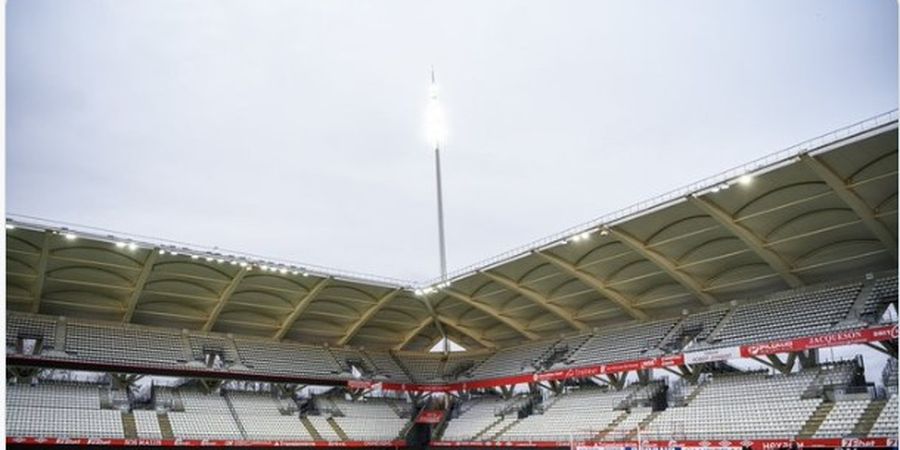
[8,0,898,283]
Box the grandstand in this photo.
[5,114,899,449]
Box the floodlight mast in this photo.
[429,67,449,282]
[428,67,450,356]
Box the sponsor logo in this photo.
[841,438,876,447]
[745,341,795,356]
[808,331,863,346]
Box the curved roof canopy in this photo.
[7,114,898,352]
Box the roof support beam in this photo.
[800,154,898,260]
[122,251,159,323]
[688,196,804,288]
[30,231,53,314]
[533,251,648,320]
[393,316,434,351]
[202,268,249,332]
[480,271,588,332]
[609,227,718,306]
[438,318,495,349]
[337,289,402,345]
[273,277,331,340]
[443,289,540,340]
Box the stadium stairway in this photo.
[300,416,323,440]
[851,399,886,437]
[846,281,877,322]
[157,413,175,439]
[390,353,418,382]
[703,306,736,343]
[326,417,350,441]
[385,397,407,417]
[593,411,627,440]
[490,416,525,440]
[624,411,661,440]
[470,416,505,440]
[121,412,138,439]
[682,381,708,405]
[398,416,416,440]
[797,402,834,438]
[222,392,248,439]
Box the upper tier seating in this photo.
[66,321,184,366]
[233,338,342,377]
[6,312,56,351]
[189,334,239,365]
[864,274,898,321]
[360,350,410,380]
[566,319,680,367]
[658,309,730,353]
[703,283,861,348]
[468,340,562,380]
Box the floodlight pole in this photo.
[429,67,449,356]
[435,144,448,281]
[431,68,449,283]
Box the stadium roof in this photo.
[6,111,898,351]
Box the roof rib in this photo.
[202,267,249,331]
[337,288,402,345]
[393,316,435,351]
[480,270,587,332]
[800,153,898,260]
[30,231,52,314]
[688,195,804,288]
[534,250,649,320]
[122,251,159,323]
[442,289,541,340]
[609,227,718,306]
[438,317,495,349]
[273,277,331,340]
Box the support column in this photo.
[49,317,68,356]
[181,330,193,363]
[225,333,245,367]
[797,349,819,369]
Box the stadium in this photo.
[5,109,899,449]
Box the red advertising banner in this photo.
[415,409,445,424]
[6,437,407,447]
[432,437,898,449]
[346,379,381,390]
[8,436,896,449]
[740,324,898,357]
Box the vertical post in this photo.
[435,146,448,281]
